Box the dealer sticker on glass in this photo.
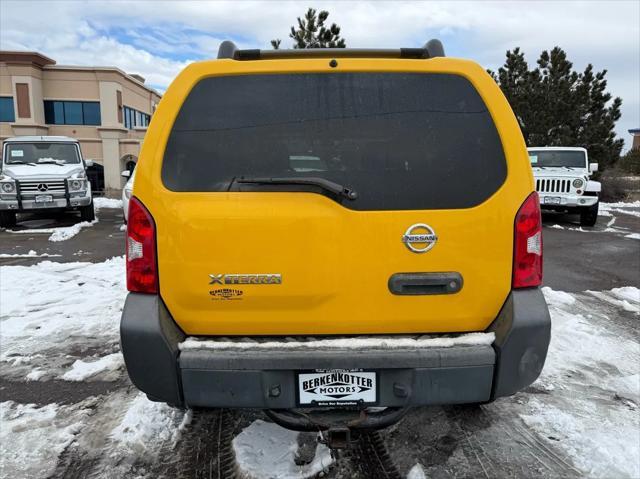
[298,369,377,406]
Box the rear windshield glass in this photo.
[528,150,586,169]
[162,73,506,210]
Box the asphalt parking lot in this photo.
[1,202,639,478]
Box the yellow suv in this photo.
[120,39,550,441]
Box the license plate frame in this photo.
[544,196,562,205]
[35,194,54,204]
[297,369,378,407]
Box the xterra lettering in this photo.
[209,274,282,285]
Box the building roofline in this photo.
[0,51,56,67]
[629,128,640,134]
[44,64,161,96]
[0,50,160,97]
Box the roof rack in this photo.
[217,39,445,61]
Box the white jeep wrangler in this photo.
[527,147,600,226]
[0,136,95,228]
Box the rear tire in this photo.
[80,202,95,222]
[353,431,402,479]
[0,211,16,228]
[579,201,598,227]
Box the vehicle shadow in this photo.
[9,211,85,231]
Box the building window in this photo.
[123,105,150,129]
[0,97,15,122]
[44,100,101,126]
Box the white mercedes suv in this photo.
[0,136,94,228]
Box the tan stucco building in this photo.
[0,51,161,193]
[629,129,640,150]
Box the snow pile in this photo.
[625,233,640,240]
[541,286,576,306]
[62,353,123,381]
[110,393,191,451]
[0,402,88,478]
[181,332,495,351]
[6,220,98,242]
[25,368,46,381]
[232,420,333,479]
[0,250,61,258]
[587,286,640,314]
[407,464,427,479]
[94,197,123,209]
[528,288,640,477]
[49,220,98,242]
[610,286,640,304]
[0,257,126,377]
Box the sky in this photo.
[1,0,638,149]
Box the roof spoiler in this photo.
[217,39,445,61]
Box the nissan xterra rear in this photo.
[120,39,551,446]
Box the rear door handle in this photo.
[388,272,463,296]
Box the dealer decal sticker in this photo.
[298,369,377,405]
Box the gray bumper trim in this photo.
[488,287,551,399]
[120,289,550,408]
[120,294,185,405]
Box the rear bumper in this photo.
[120,289,551,409]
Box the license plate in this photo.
[35,194,54,203]
[298,369,377,406]
[544,196,561,205]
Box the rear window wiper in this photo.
[236,177,358,200]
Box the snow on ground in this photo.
[600,200,640,208]
[607,208,640,218]
[587,286,640,314]
[0,249,61,258]
[610,286,640,304]
[521,288,640,478]
[233,420,333,479]
[62,353,123,381]
[181,332,495,351]
[0,401,90,478]
[0,257,125,379]
[93,197,123,209]
[626,233,640,240]
[1,256,639,478]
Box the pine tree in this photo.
[271,8,346,50]
[490,47,623,169]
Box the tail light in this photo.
[513,192,543,288]
[126,197,158,293]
